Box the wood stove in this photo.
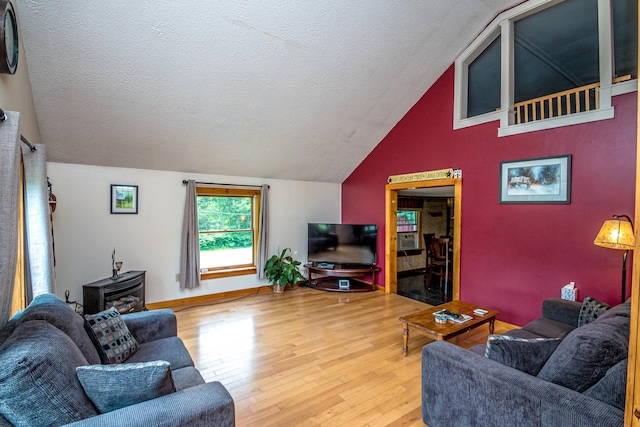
[83,270,146,315]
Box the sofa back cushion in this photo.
[584,358,627,410]
[537,314,629,392]
[13,293,100,364]
[0,320,98,426]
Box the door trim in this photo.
[385,177,462,301]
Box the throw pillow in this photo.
[577,296,610,327]
[537,314,629,392]
[76,361,176,413]
[84,307,139,364]
[485,335,561,376]
[0,321,98,426]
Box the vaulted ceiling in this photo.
[16,0,521,183]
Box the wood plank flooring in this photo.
[171,287,516,426]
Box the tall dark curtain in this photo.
[180,180,200,288]
[257,184,269,279]
[22,143,56,297]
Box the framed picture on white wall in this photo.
[110,184,138,214]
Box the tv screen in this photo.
[308,223,377,266]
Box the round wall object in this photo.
[0,0,18,74]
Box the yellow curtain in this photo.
[10,162,25,316]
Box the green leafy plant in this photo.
[263,248,305,289]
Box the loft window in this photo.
[454,0,637,136]
[467,35,501,117]
[196,186,260,279]
[613,0,638,79]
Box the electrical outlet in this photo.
[175,273,180,282]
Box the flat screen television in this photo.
[308,223,377,267]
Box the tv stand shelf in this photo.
[304,263,380,292]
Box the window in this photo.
[397,210,419,232]
[196,186,261,279]
[454,0,638,136]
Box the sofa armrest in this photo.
[422,341,623,427]
[541,298,581,327]
[122,309,177,344]
[62,382,234,427]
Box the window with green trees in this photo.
[196,186,261,278]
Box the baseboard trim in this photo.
[146,286,273,310]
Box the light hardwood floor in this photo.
[171,287,516,427]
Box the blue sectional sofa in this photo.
[0,293,235,426]
[422,298,630,427]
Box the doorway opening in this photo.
[385,177,462,305]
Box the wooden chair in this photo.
[429,237,451,294]
[423,233,435,286]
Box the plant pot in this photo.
[273,285,284,294]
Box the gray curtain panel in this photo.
[180,180,200,288]
[22,143,56,297]
[257,184,269,279]
[0,111,21,328]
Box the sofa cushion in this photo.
[84,307,139,364]
[520,317,575,339]
[577,296,610,327]
[13,293,100,364]
[596,300,631,322]
[0,320,98,426]
[172,366,207,390]
[584,358,627,410]
[537,314,629,392]
[485,335,561,376]
[125,336,195,370]
[76,361,176,413]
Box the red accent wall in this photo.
[342,66,637,325]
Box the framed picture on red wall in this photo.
[499,155,571,204]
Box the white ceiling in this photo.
[16,0,520,183]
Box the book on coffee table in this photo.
[433,309,473,323]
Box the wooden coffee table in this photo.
[399,300,499,356]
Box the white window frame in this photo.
[453,0,638,136]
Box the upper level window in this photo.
[196,186,261,279]
[454,0,637,136]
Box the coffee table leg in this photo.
[402,323,409,356]
[489,317,495,335]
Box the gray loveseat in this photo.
[422,298,630,427]
[0,293,235,426]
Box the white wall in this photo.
[47,162,341,304]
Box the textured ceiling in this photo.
[16,0,521,183]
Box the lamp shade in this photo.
[593,219,635,250]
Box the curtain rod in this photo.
[0,108,37,152]
[182,180,268,189]
[21,135,37,152]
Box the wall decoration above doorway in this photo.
[110,184,138,214]
[388,168,458,184]
[499,155,571,204]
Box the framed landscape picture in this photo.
[499,155,571,204]
[111,184,138,214]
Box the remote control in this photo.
[473,309,488,315]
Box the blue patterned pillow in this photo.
[485,335,561,376]
[578,296,610,327]
[84,307,139,364]
[76,361,176,413]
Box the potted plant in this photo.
[263,248,305,293]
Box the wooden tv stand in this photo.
[304,263,380,292]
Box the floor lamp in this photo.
[593,215,635,303]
